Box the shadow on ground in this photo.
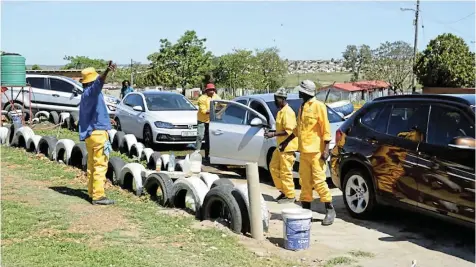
[49,186,90,203]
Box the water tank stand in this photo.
[1,85,33,127]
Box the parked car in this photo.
[1,74,119,119]
[115,91,198,146]
[330,94,475,227]
[209,93,346,178]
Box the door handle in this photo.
[52,94,60,97]
[213,129,223,135]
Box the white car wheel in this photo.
[344,174,370,215]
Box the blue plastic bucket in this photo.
[282,208,313,251]
[9,112,22,127]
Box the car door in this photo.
[26,76,49,110]
[416,103,475,223]
[209,100,267,165]
[119,94,135,133]
[128,94,147,137]
[47,77,79,110]
[358,102,426,205]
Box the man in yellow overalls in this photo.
[280,80,336,226]
[265,88,298,204]
[79,61,116,205]
[196,83,220,161]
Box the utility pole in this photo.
[401,0,420,94]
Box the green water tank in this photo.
[1,53,26,86]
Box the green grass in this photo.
[323,256,356,267]
[284,72,352,88]
[1,146,296,267]
[348,250,375,258]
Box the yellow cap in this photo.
[81,67,99,84]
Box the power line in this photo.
[438,12,475,25]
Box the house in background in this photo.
[316,80,390,102]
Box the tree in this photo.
[365,41,414,92]
[214,49,255,95]
[146,30,213,94]
[342,44,372,81]
[31,64,42,70]
[415,33,475,88]
[62,56,108,70]
[251,47,287,91]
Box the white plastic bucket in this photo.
[282,208,312,251]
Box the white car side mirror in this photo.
[250,117,264,127]
[132,105,143,112]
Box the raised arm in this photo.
[83,61,116,97]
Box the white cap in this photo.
[294,80,316,96]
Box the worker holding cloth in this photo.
[79,61,116,205]
[196,83,220,161]
[264,88,298,204]
[280,80,336,226]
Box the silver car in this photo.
[114,91,199,146]
[209,93,345,178]
[1,74,119,119]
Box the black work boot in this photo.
[322,202,336,226]
[92,197,115,205]
[301,201,311,210]
[277,197,295,204]
[275,192,285,201]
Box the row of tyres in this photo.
[0,125,270,235]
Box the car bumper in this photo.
[152,127,198,144]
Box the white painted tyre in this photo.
[175,159,185,171]
[55,139,76,164]
[199,173,220,190]
[129,142,145,159]
[35,111,50,122]
[234,184,270,233]
[119,163,146,196]
[59,112,70,124]
[13,126,35,149]
[108,129,117,144]
[141,148,154,162]
[26,135,42,153]
[120,134,137,155]
[171,176,209,219]
[0,126,9,144]
[160,154,170,170]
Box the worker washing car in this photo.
[264,88,298,204]
[280,80,336,226]
[79,61,116,205]
[196,83,220,162]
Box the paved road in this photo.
[204,166,475,267]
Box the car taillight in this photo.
[335,129,343,144]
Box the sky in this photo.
[1,1,475,65]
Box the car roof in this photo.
[238,93,300,102]
[141,90,184,97]
[373,94,475,106]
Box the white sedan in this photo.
[114,91,199,146]
[209,93,346,178]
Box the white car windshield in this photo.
[145,94,197,111]
[265,99,344,123]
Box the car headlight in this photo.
[154,121,174,129]
[107,105,116,111]
[104,96,119,104]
